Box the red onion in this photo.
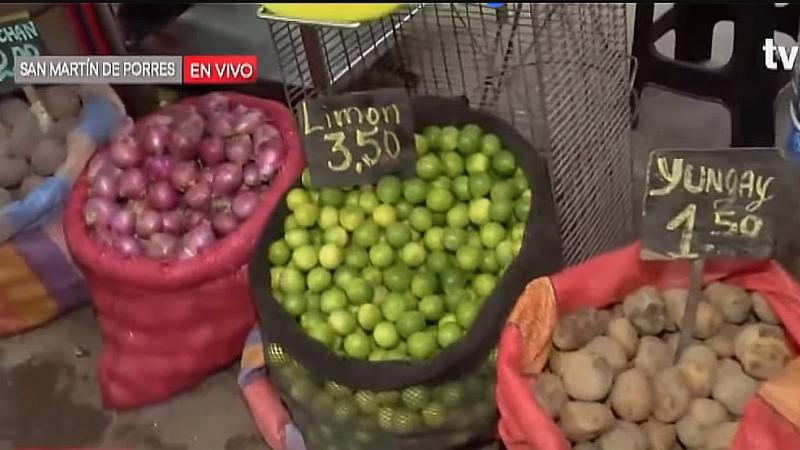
[184,182,212,210]
[147,181,180,211]
[255,142,285,180]
[109,136,144,169]
[109,209,136,235]
[112,117,135,140]
[243,163,260,187]
[92,226,114,246]
[140,113,173,127]
[212,197,232,213]
[84,198,118,228]
[91,173,119,200]
[197,93,230,117]
[181,222,217,257]
[145,156,174,181]
[233,110,264,134]
[199,137,225,166]
[212,163,244,196]
[206,112,235,137]
[113,235,143,258]
[170,161,199,192]
[118,168,146,199]
[200,168,215,185]
[135,209,162,238]
[253,123,281,148]
[168,132,198,161]
[87,152,118,182]
[184,210,208,229]
[161,210,184,235]
[225,134,253,164]
[232,191,259,220]
[126,198,148,217]
[163,104,198,122]
[231,103,249,116]
[145,233,180,260]
[212,211,239,236]
[139,124,171,155]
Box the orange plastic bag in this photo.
[497,242,800,450]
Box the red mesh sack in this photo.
[497,242,800,450]
[63,93,304,409]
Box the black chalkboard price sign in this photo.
[299,88,416,188]
[641,148,787,260]
[0,12,46,94]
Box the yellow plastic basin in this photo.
[263,3,402,23]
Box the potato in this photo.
[560,401,616,443]
[751,292,780,325]
[704,421,739,450]
[677,344,718,398]
[663,288,688,328]
[607,317,638,358]
[634,336,672,377]
[548,345,564,377]
[652,367,691,423]
[598,421,647,450]
[712,363,759,415]
[610,304,625,320]
[642,420,676,450]
[31,138,67,176]
[48,117,79,140]
[8,116,41,159]
[0,156,29,188]
[718,358,743,376]
[610,368,652,422]
[0,98,33,127]
[669,298,724,339]
[573,443,600,450]
[553,308,608,351]
[0,186,11,207]
[0,121,10,139]
[533,372,567,419]
[734,323,790,380]
[41,85,81,120]
[561,350,614,401]
[703,282,752,324]
[623,286,667,335]
[585,336,628,374]
[18,174,45,198]
[675,399,728,448]
[705,324,738,358]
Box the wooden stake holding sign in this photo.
[640,148,788,359]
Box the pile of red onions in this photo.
[83,93,287,260]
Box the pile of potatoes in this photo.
[532,282,793,450]
[0,86,82,208]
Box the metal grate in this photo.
[265,3,633,264]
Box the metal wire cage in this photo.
[264,3,633,264]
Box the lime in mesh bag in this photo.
[249,96,562,450]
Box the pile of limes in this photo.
[268,124,529,361]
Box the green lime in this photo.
[416,154,442,180]
[481,252,500,273]
[369,243,395,268]
[452,176,471,201]
[491,181,517,202]
[511,222,525,241]
[307,322,336,348]
[376,175,403,204]
[359,190,380,213]
[319,243,345,270]
[294,203,320,228]
[403,292,419,311]
[409,207,433,232]
[333,397,359,423]
[346,278,373,305]
[377,406,396,431]
[369,350,387,361]
[309,229,324,247]
[323,226,349,247]
[357,304,383,331]
[466,153,490,175]
[310,391,335,416]
[396,311,426,339]
[422,402,447,428]
[344,332,372,359]
[282,293,307,316]
[306,293,321,312]
[456,301,480,329]
[400,241,427,267]
[425,188,454,213]
[445,288,469,313]
[426,251,450,273]
[353,220,380,247]
[495,240,515,267]
[339,206,365,231]
[403,178,428,205]
[514,196,530,221]
[440,152,465,177]
[381,294,407,322]
[355,390,381,415]
[437,126,459,153]
[431,176,451,191]
[415,133,429,156]
[284,228,310,249]
[345,190,360,207]
[445,204,469,229]
[329,310,357,336]
[419,295,445,321]
[292,245,318,271]
[279,268,306,294]
[421,227,444,252]
[440,267,467,293]
[373,321,400,349]
[362,266,383,288]
[432,212,447,227]
[286,188,311,211]
[456,245,482,272]
[489,200,514,223]
[345,247,369,269]
[480,222,507,249]
[318,206,339,229]
[301,310,325,329]
[395,201,412,220]
[469,173,493,199]
[301,168,313,188]
[411,272,438,298]
[472,273,497,298]
[385,223,412,249]
[289,378,318,403]
[320,187,345,207]
[283,215,298,231]
[393,408,422,434]
[457,124,482,154]
[436,382,465,408]
[443,228,467,252]
[270,267,283,290]
[401,386,431,411]
[268,239,291,265]
[384,264,412,292]
[307,267,332,293]
[423,126,442,148]
[333,266,357,289]
[321,287,348,313]
[468,198,492,225]
[492,150,517,177]
[372,204,397,228]
[437,322,463,348]
[408,331,438,359]
[512,169,529,193]
[480,133,502,156]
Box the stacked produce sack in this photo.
[247,98,562,450]
[497,243,800,450]
[0,86,122,336]
[63,92,303,408]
